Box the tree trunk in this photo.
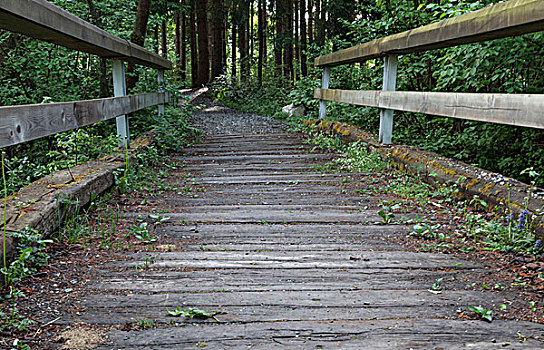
[231,21,237,81]
[222,12,227,71]
[274,0,283,76]
[283,0,293,80]
[239,0,250,81]
[295,0,300,78]
[195,0,210,86]
[153,24,159,54]
[300,0,307,76]
[161,19,167,58]
[190,0,199,87]
[175,13,181,62]
[127,0,152,92]
[210,0,224,80]
[85,0,109,97]
[257,0,264,84]
[308,0,313,45]
[181,8,187,81]
[318,0,326,46]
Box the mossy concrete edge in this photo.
[0,132,157,286]
[304,119,544,238]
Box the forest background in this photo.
[1,0,543,193]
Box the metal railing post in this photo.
[378,54,398,144]
[318,67,330,119]
[112,60,130,148]
[158,69,165,116]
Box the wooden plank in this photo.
[0,93,168,148]
[315,0,544,67]
[99,320,544,349]
[315,88,544,129]
[0,0,171,69]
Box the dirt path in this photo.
[18,100,544,349]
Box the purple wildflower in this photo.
[534,240,542,251]
[516,210,528,230]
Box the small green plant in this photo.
[408,223,442,240]
[468,306,493,322]
[134,256,156,270]
[0,228,51,286]
[529,301,537,312]
[135,319,156,328]
[166,307,221,322]
[0,287,34,332]
[428,277,444,294]
[377,210,395,224]
[126,223,157,244]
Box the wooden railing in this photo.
[314,0,544,144]
[0,0,172,148]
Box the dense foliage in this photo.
[215,0,544,187]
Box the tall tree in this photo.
[239,0,250,81]
[161,18,167,58]
[190,0,199,87]
[231,19,237,80]
[257,0,264,83]
[195,0,209,86]
[175,5,187,80]
[180,6,187,81]
[308,0,313,45]
[294,0,300,76]
[283,0,293,80]
[210,0,224,80]
[127,0,152,92]
[300,0,307,76]
[274,0,283,76]
[316,0,326,46]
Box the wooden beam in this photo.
[314,88,544,129]
[0,93,168,148]
[315,0,544,67]
[0,0,172,70]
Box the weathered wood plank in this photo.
[78,290,498,325]
[315,0,544,66]
[0,93,168,148]
[99,320,544,349]
[315,88,544,129]
[0,0,171,69]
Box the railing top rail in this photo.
[0,0,172,70]
[315,0,544,67]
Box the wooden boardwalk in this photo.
[70,131,543,349]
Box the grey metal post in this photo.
[318,67,330,119]
[158,69,165,116]
[112,60,130,148]
[378,55,398,144]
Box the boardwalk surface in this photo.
[57,102,543,349]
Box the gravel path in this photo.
[188,91,288,136]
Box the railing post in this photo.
[112,59,130,148]
[318,67,330,119]
[379,54,398,144]
[158,69,165,116]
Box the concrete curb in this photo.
[0,133,154,268]
[304,119,544,237]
